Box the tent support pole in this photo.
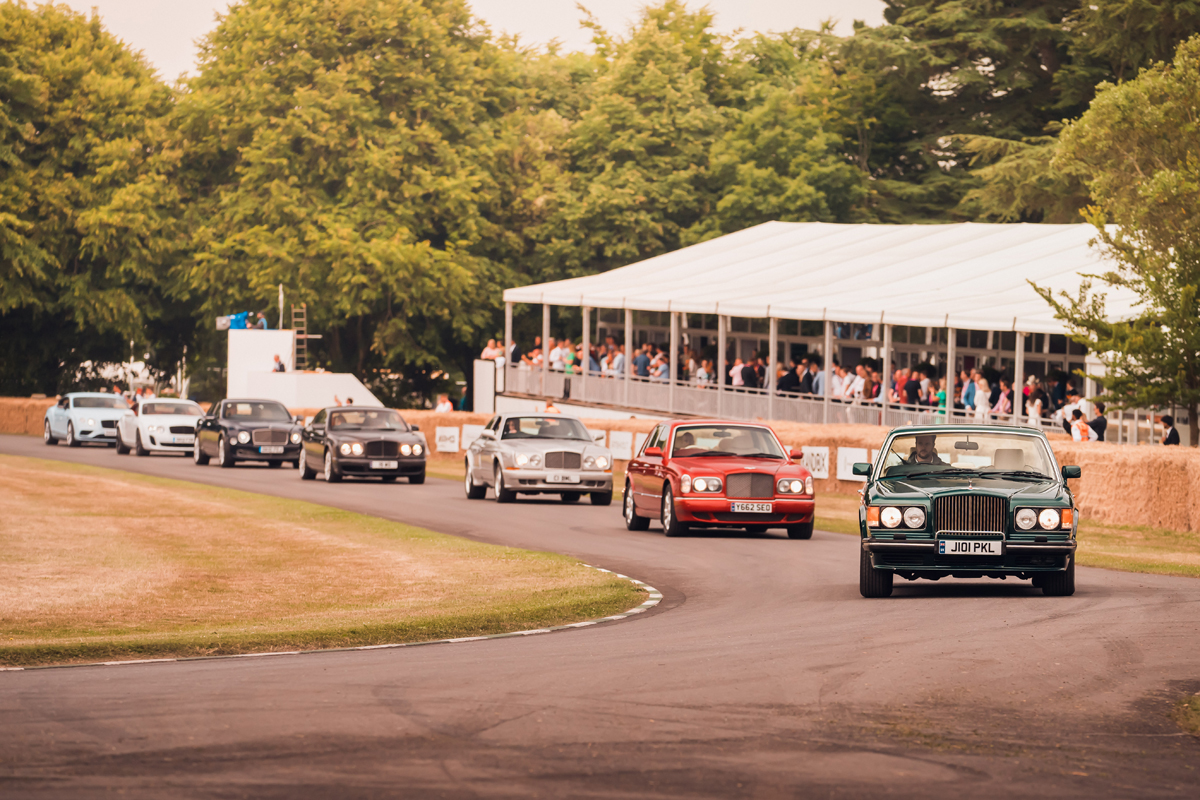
[717,314,727,417]
[541,303,550,397]
[881,324,892,426]
[581,306,590,403]
[504,301,513,393]
[768,317,777,421]
[1013,332,1026,425]
[823,320,832,425]
[624,309,632,408]
[946,327,955,424]
[669,311,679,414]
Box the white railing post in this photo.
[624,308,633,408]
[669,310,679,415]
[881,323,892,427]
[768,316,777,422]
[717,313,727,417]
[541,302,550,397]
[581,306,590,403]
[1013,331,1026,424]
[945,326,955,424]
[823,320,833,425]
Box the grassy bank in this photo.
[0,455,644,667]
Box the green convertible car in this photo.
[856,424,1080,598]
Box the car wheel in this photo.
[66,422,80,448]
[464,460,487,499]
[1041,557,1076,597]
[115,430,130,454]
[560,492,581,503]
[193,437,209,465]
[381,475,397,483]
[44,420,58,446]
[661,485,689,537]
[787,522,814,540]
[624,481,649,531]
[859,548,894,598]
[324,449,342,482]
[493,463,515,503]
[409,471,425,485]
[299,452,316,480]
[134,430,148,457]
[218,435,235,468]
[590,491,613,506]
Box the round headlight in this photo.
[1039,508,1061,530]
[789,480,803,493]
[413,444,423,456]
[237,431,250,444]
[351,442,363,456]
[595,456,609,469]
[693,478,708,492]
[339,443,351,456]
[87,418,96,427]
[583,455,596,468]
[1015,508,1037,530]
[515,452,528,466]
[903,507,926,529]
[881,506,903,529]
[680,475,692,493]
[290,432,301,444]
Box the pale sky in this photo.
[58,0,886,82]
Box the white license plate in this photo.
[547,474,580,484]
[170,435,194,444]
[370,460,398,470]
[259,446,284,454]
[731,502,773,514]
[939,539,1003,555]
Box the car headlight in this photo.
[681,474,692,493]
[1015,508,1038,530]
[237,431,250,444]
[880,506,903,529]
[776,479,804,494]
[515,452,528,466]
[691,477,722,493]
[402,443,414,456]
[1038,508,1060,530]
[339,443,352,456]
[903,507,926,529]
[290,432,301,444]
[350,442,363,456]
[804,476,814,495]
[87,418,96,427]
[413,443,423,456]
[149,425,163,434]
[527,452,538,466]
[585,455,608,469]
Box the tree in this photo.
[1037,35,1200,444]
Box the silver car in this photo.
[464,413,614,505]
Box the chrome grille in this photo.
[725,473,774,499]
[170,425,194,434]
[934,495,1006,533]
[252,429,288,445]
[545,451,581,470]
[100,419,116,429]
[366,440,399,458]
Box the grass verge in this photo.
[0,455,644,668]
[1174,695,1200,737]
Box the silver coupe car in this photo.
[464,413,614,505]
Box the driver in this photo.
[675,431,696,453]
[907,434,945,465]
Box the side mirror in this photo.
[645,446,663,458]
[789,448,802,460]
[411,424,419,431]
[294,415,304,424]
[852,462,872,477]
[1061,465,1081,480]
[481,429,496,439]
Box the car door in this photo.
[200,404,221,454]
[117,405,135,446]
[631,424,664,514]
[472,415,499,484]
[304,409,327,467]
[47,399,63,436]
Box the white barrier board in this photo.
[435,427,460,454]
[461,424,486,449]
[801,446,829,479]
[838,447,870,482]
[609,430,634,460]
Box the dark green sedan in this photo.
[856,425,1080,598]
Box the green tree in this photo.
[1037,35,1200,444]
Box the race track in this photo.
[2,434,1198,798]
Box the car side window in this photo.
[641,425,662,455]
[312,409,326,426]
[486,415,500,432]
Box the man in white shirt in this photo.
[730,358,744,387]
[611,345,626,378]
[830,364,845,398]
[548,339,564,371]
[844,364,866,400]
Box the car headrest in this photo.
[992,449,1024,470]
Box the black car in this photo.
[193,398,303,468]
[299,406,427,483]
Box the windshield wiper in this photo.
[986,470,1051,481]
[741,452,784,459]
[901,467,979,479]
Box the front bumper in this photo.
[334,455,426,476]
[146,432,197,452]
[676,496,815,526]
[863,538,1076,573]
[505,468,612,493]
[234,443,303,461]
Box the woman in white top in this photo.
[972,378,990,422]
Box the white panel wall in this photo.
[227,330,294,398]
[243,372,381,408]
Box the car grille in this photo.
[934,495,1006,533]
[100,420,116,429]
[252,429,288,445]
[725,473,774,499]
[366,440,399,458]
[545,451,581,470]
[170,425,194,434]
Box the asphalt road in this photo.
[2,434,1199,798]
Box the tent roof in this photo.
[502,222,1140,335]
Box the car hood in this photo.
[327,429,424,442]
[873,474,1066,504]
[139,414,203,427]
[70,407,128,419]
[503,439,610,456]
[669,455,797,475]
[223,419,297,429]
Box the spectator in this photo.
[740,358,759,389]
[651,355,670,382]
[611,344,626,378]
[544,401,560,413]
[1089,402,1108,442]
[935,377,947,415]
[1161,415,1180,445]
[830,363,845,398]
[798,361,814,394]
[273,354,286,373]
[729,357,745,388]
[334,395,343,406]
[973,378,990,422]
[1070,409,1094,442]
[903,371,921,406]
[991,380,1013,417]
[456,385,470,411]
[777,362,801,393]
[961,369,975,410]
[549,338,564,371]
[434,393,454,413]
[253,312,268,330]
[696,359,711,384]
[1027,381,1047,425]
[633,345,651,378]
[480,339,502,360]
[508,339,522,364]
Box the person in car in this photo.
[906,433,945,465]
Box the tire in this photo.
[561,492,581,503]
[661,485,689,537]
[1041,557,1076,597]
[464,460,486,499]
[193,436,209,465]
[324,449,342,482]
[624,481,649,531]
[787,521,814,540]
[218,435,235,468]
[381,475,397,483]
[493,463,515,503]
[115,431,130,454]
[43,420,57,446]
[409,471,425,485]
[859,548,894,598]
[590,491,613,506]
[299,451,317,480]
[66,422,80,448]
[292,459,301,470]
[134,431,148,457]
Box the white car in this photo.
[116,398,205,456]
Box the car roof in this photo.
[668,419,774,429]
[139,397,199,405]
[888,424,1046,436]
[222,398,289,405]
[498,412,584,422]
[322,406,398,412]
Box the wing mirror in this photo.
[294,415,304,424]
[852,462,872,477]
[1061,465,1081,480]
[789,448,802,461]
[410,424,419,431]
[645,446,663,458]
[481,429,496,439]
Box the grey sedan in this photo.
[464,414,614,505]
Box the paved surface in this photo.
[2,434,1199,798]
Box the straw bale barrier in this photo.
[3,398,1196,531]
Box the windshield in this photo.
[500,416,591,441]
[329,409,409,431]
[73,396,127,409]
[671,425,786,458]
[142,402,202,416]
[879,431,1057,479]
[222,401,292,421]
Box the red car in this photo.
[623,419,816,538]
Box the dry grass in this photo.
[1176,695,1200,737]
[0,455,643,667]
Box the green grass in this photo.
[1174,695,1200,737]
